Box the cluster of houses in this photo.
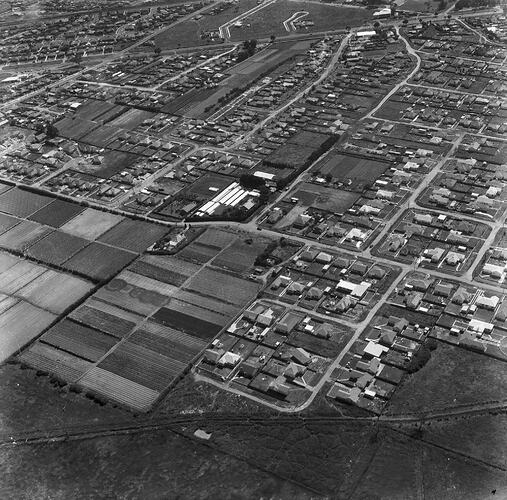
[392,272,507,362]
[406,20,505,61]
[82,51,211,87]
[0,3,207,65]
[161,52,239,94]
[413,54,504,97]
[328,309,431,414]
[378,208,489,273]
[466,14,507,45]
[0,67,78,105]
[422,152,506,220]
[197,300,340,405]
[478,243,507,288]
[394,85,506,134]
[244,37,413,157]
[0,134,78,184]
[265,246,395,321]
[245,39,336,110]
[262,122,450,250]
[40,135,190,206]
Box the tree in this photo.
[270,34,276,42]
[239,173,265,190]
[154,46,161,56]
[46,123,59,139]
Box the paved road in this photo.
[229,32,351,150]
[363,28,422,121]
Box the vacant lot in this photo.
[212,237,271,274]
[314,152,390,186]
[290,182,360,213]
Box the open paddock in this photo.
[289,182,360,213]
[60,208,123,240]
[98,219,168,253]
[184,267,259,307]
[0,213,21,235]
[108,108,156,130]
[26,231,89,265]
[230,1,371,40]
[178,241,223,264]
[153,301,227,340]
[194,228,238,249]
[0,301,56,363]
[314,152,390,186]
[15,270,94,314]
[79,124,124,148]
[0,220,52,252]
[212,237,272,274]
[0,259,46,295]
[75,151,141,179]
[0,188,52,218]
[54,116,100,141]
[28,199,85,228]
[63,242,137,281]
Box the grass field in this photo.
[290,182,360,213]
[0,425,312,499]
[314,152,390,187]
[63,242,137,281]
[0,220,52,252]
[26,231,89,265]
[28,199,84,228]
[185,267,259,307]
[0,188,52,218]
[154,0,258,49]
[15,270,93,314]
[97,219,168,253]
[386,342,507,415]
[212,236,271,274]
[60,208,123,240]
[0,301,56,363]
[230,1,372,41]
